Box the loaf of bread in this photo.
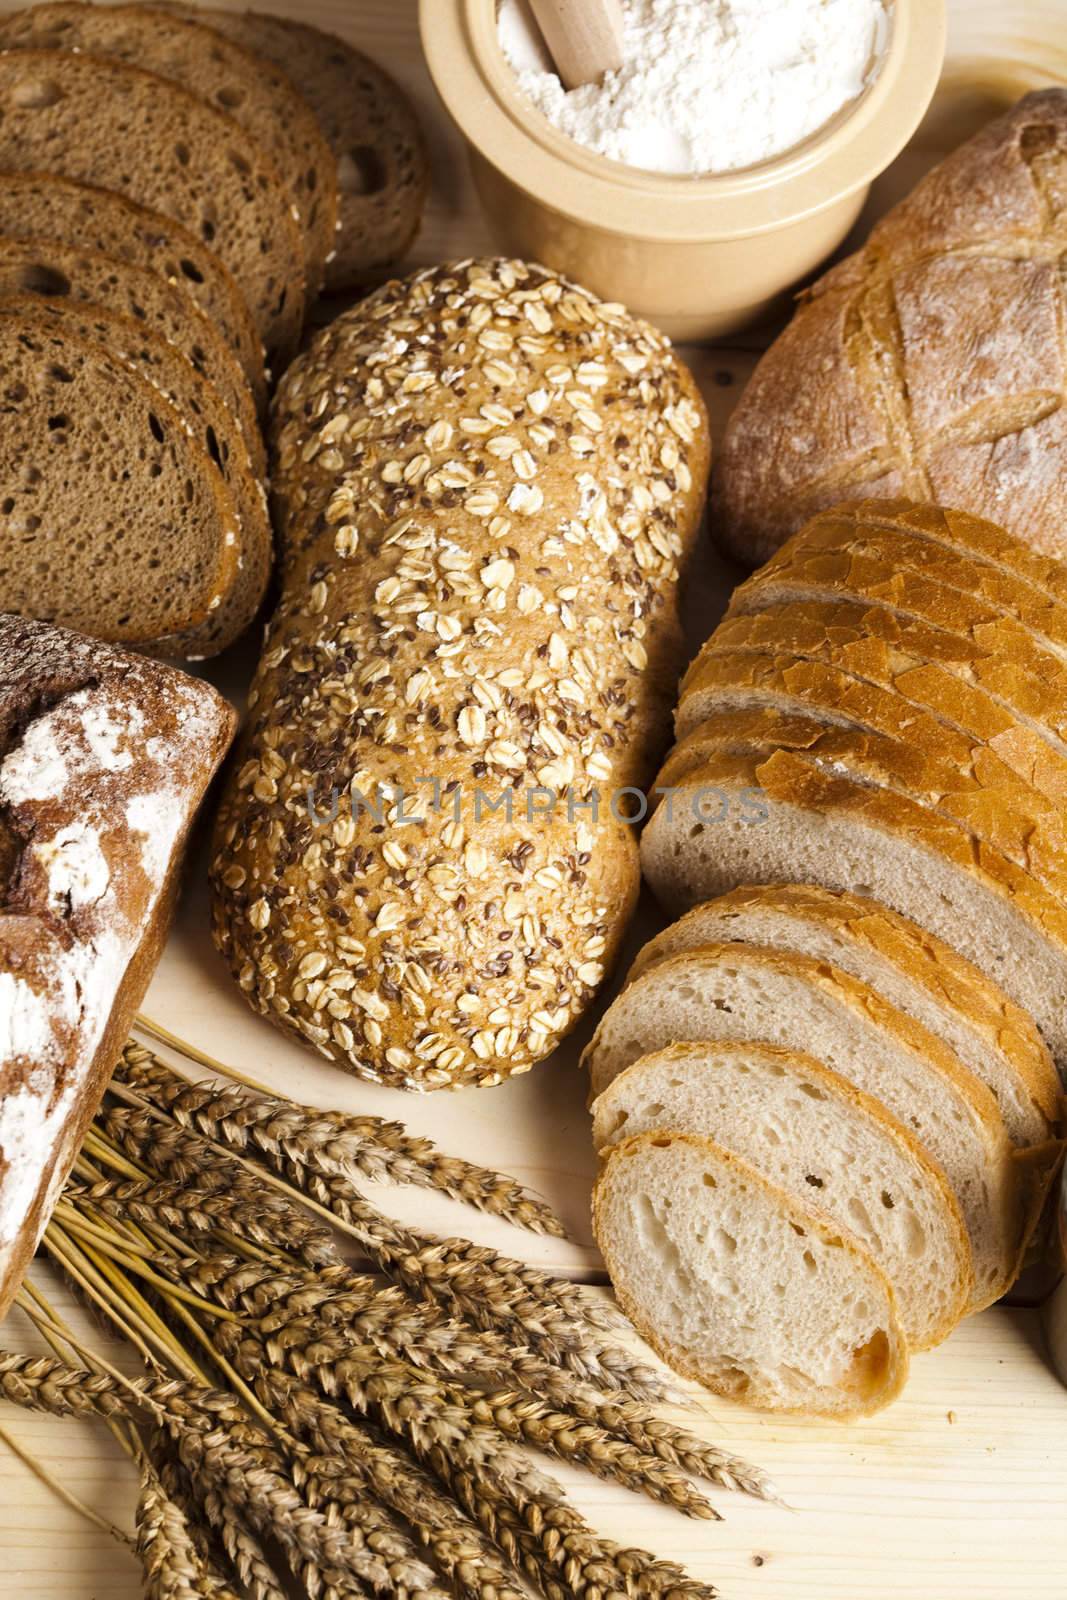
[0,48,305,367]
[0,313,245,644]
[210,258,709,1089]
[162,4,428,289]
[715,91,1067,566]
[0,2,338,297]
[592,1040,973,1350]
[0,171,265,404]
[0,614,235,1318]
[594,1132,910,1417]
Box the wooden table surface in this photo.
[1,1,1066,1596]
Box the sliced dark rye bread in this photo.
[0,235,263,475]
[0,48,305,367]
[0,313,240,643]
[639,744,1067,1071]
[0,3,337,297]
[163,5,428,288]
[0,295,271,657]
[0,170,265,403]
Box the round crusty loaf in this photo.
[639,744,1067,1072]
[591,1040,974,1349]
[0,313,240,644]
[0,2,337,297]
[713,93,1067,565]
[0,170,265,404]
[582,941,1020,1312]
[165,4,428,289]
[0,295,271,659]
[0,48,305,367]
[627,885,1063,1147]
[211,258,709,1089]
[0,234,263,475]
[593,1131,910,1417]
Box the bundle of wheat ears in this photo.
[0,1025,779,1600]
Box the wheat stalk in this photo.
[119,1042,564,1236]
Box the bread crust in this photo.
[210,259,709,1089]
[593,1130,910,1418]
[0,615,235,1316]
[628,884,1063,1135]
[713,91,1067,565]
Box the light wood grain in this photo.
[1,0,1066,1593]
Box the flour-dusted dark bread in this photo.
[211,259,709,1090]
[0,295,271,657]
[0,3,337,297]
[0,614,235,1317]
[0,171,265,403]
[168,5,428,288]
[0,234,263,474]
[0,48,305,367]
[0,314,242,645]
[715,91,1067,566]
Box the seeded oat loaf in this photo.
[594,1132,909,1417]
[0,171,265,403]
[0,295,272,658]
[0,234,264,474]
[0,48,305,367]
[0,613,235,1318]
[161,4,428,289]
[0,314,243,645]
[210,258,709,1090]
[0,3,338,297]
[714,91,1067,565]
[591,1040,973,1349]
[628,885,1063,1147]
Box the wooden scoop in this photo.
[527,0,625,89]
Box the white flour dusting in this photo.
[498,0,888,175]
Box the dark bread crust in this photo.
[0,47,306,367]
[0,170,266,405]
[0,614,235,1317]
[715,89,1067,566]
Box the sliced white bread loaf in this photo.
[593,1132,910,1417]
[628,886,1063,1148]
[653,708,1067,895]
[592,1041,973,1349]
[684,600,1067,765]
[639,747,1067,1070]
[675,646,1067,810]
[583,942,1020,1310]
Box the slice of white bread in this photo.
[628,886,1063,1148]
[593,1131,910,1417]
[583,942,1020,1310]
[639,745,1067,1070]
[592,1041,973,1349]
[683,599,1067,764]
[652,709,1067,896]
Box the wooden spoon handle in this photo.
[527,0,625,89]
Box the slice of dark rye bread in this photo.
[0,172,265,407]
[0,49,305,368]
[0,295,271,657]
[0,314,241,643]
[0,3,338,297]
[0,235,264,475]
[164,5,428,289]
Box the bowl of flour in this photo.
[421,0,947,339]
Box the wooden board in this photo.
[1,0,1066,1594]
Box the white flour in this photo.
[498,0,888,175]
